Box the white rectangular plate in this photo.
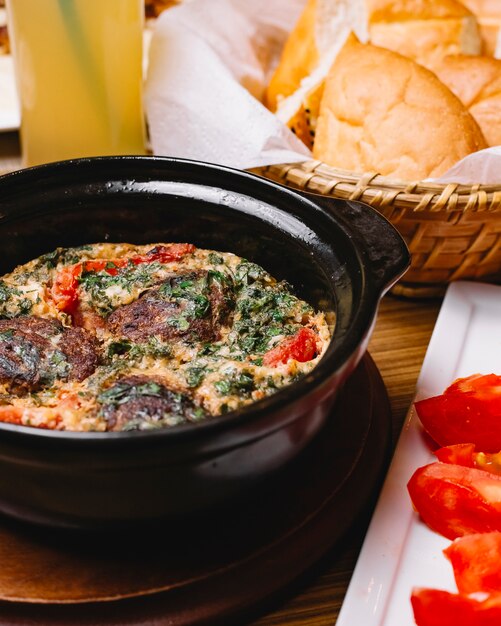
[337,281,501,626]
[0,54,20,132]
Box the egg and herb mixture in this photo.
[0,243,331,431]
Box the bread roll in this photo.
[433,54,501,146]
[285,82,324,149]
[265,0,482,112]
[265,0,318,111]
[461,0,501,56]
[313,37,487,180]
[368,0,482,69]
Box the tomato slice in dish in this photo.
[139,243,195,263]
[263,327,318,367]
[435,444,501,476]
[444,532,501,594]
[411,588,501,626]
[407,462,501,539]
[414,374,501,452]
[50,263,82,313]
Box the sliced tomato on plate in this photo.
[407,462,501,539]
[444,532,501,594]
[434,443,477,467]
[435,444,501,476]
[411,588,501,626]
[263,327,318,366]
[414,374,501,452]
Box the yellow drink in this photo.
[6,0,146,166]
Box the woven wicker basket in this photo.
[257,160,501,298]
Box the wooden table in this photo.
[0,137,443,624]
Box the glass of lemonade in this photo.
[6,0,146,166]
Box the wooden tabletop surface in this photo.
[0,136,443,625]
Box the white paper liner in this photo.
[145,0,311,169]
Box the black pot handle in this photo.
[299,191,411,294]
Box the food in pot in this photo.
[0,243,331,432]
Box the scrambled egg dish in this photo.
[0,243,331,431]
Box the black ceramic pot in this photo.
[0,157,409,529]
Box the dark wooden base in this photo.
[0,353,392,625]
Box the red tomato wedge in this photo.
[0,406,23,425]
[50,244,196,314]
[435,444,501,476]
[414,374,501,452]
[138,243,195,264]
[411,588,501,626]
[263,327,318,367]
[0,405,63,429]
[407,462,501,540]
[444,532,501,594]
[50,264,81,313]
[435,443,477,467]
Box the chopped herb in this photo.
[214,370,255,396]
[208,253,224,265]
[0,281,16,303]
[191,407,207,421]
[235,262,269,286]
[198,342,220,357]
[193,294,210,318]
[107,339,132,358]
[107,337,172,362]
[186,365,207,388]
[38,249,61,269]
[144,337,172,359]
[98,381,164,406]
[18,299,34,315]
[168,316,191,331]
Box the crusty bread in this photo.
[284,81,324,149]
[460,0,500,17]
[368,0,476,21]
[368,0,482,69]
[433,54,501,146]
[461,0,501,56]
[265,0,482,113]
[265,0,318,111]
[312,37,487,180]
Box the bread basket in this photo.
[257,160,501,298]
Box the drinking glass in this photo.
[6,0,146,166]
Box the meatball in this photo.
[107,270,235,344]
[0,316,99,393]
[97,375,207,431]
